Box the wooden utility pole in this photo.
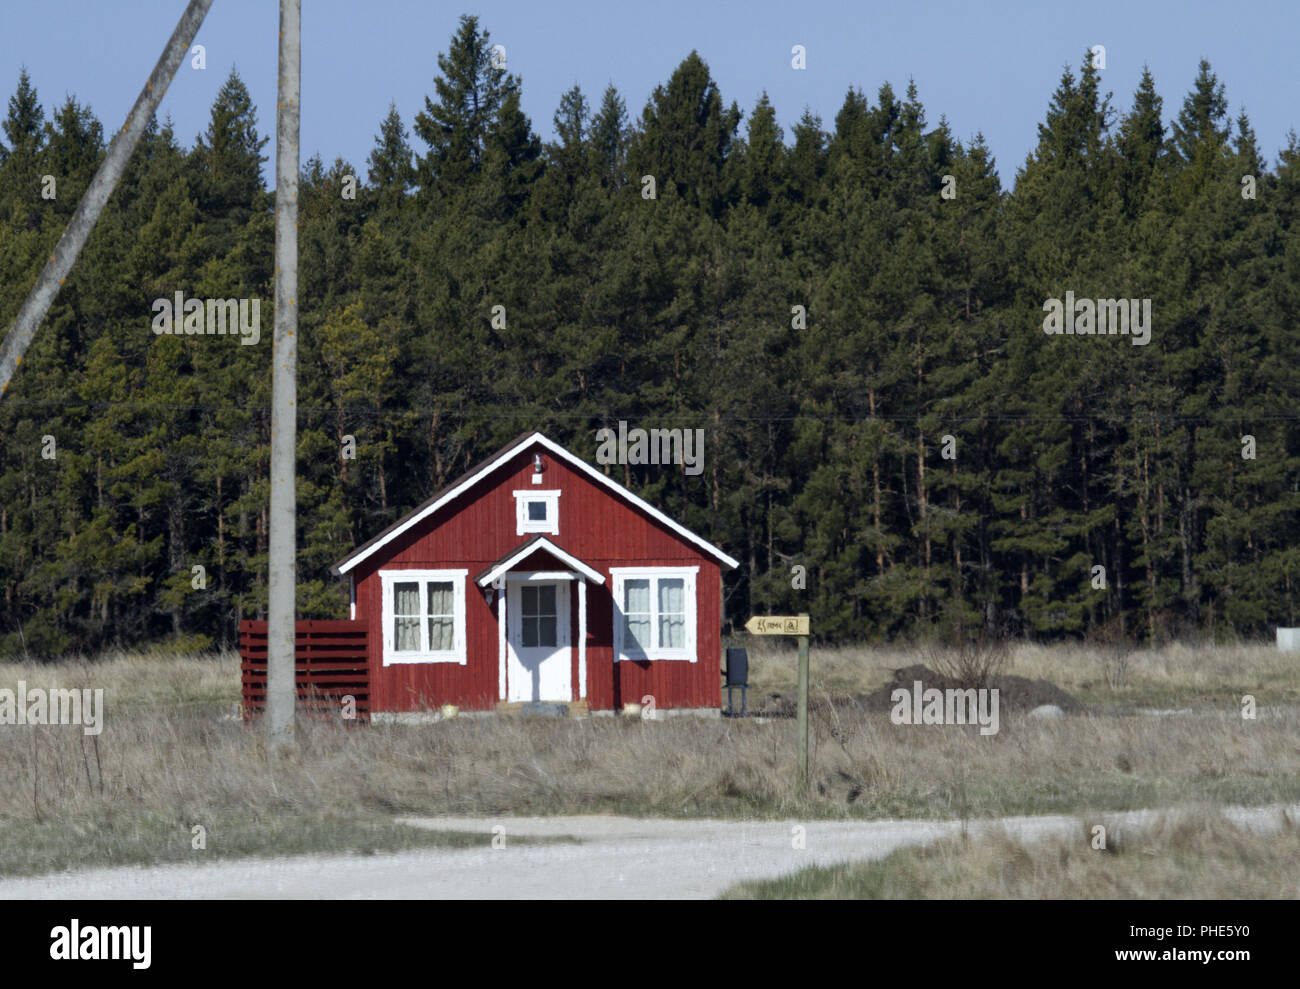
[0,0,214,400]
[267,0,301,753]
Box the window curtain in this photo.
[394,582,420,651]
[624,578,651,650]
[658,577,685,648]
[427,581,454,651]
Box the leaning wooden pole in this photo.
[0,0,214,400]
[267,0,301,753]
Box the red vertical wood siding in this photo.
[354,445,725,712]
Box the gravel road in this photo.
[2,804,1295,899]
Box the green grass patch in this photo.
[0,810,576,879]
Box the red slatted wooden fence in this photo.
[239,619,370,723]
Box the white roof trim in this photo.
[335,432,739,573]
[476,537,605,587]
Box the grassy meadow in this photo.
[722,809,1300,899]
[0,641,1297,878]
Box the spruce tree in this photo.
[413,14,517,193]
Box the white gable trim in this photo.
[334,433,739,574]
[535,435,739,567]
[476,536,606,587]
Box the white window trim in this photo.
[514,490,560,535]
[379,569,469,665]
[610,566,698,662]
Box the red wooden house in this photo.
[330,432,739,718]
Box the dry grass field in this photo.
[0,641,1297,877]
[742,638,1300,710]
[722,809,1300,899]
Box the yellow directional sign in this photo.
[745,614,809,636]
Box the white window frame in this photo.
[379,569,469,665]
[514,490,560,535]
[610,566,698,662]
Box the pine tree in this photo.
[367,103,415,208]
[481,87,543,219]
[738,92,785,212]
[551,84,589,182]
[190,69,269,259]
[1171,59,1229,165]
[0,68,47,225]
[589,83,629,189]
[628,52,740,217]
[413,14,516,193]
[1117,67,1164,217]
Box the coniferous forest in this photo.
[1,14,1298,656]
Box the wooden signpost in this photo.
[745,614,811,788]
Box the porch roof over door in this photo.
[474,535,606,587]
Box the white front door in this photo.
[506,580,571,702]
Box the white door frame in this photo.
[497,571,589,702]
[505,574,571,702]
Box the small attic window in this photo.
[514,490,560,535]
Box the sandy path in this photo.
[2,804,1294,899]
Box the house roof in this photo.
[332,431,740,575]
[474,535,606,587]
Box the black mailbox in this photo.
[724,647,748,687]
[722,647,749,717]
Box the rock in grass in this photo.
[1028,704,1065,719]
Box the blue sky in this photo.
[2,0,1297,186]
